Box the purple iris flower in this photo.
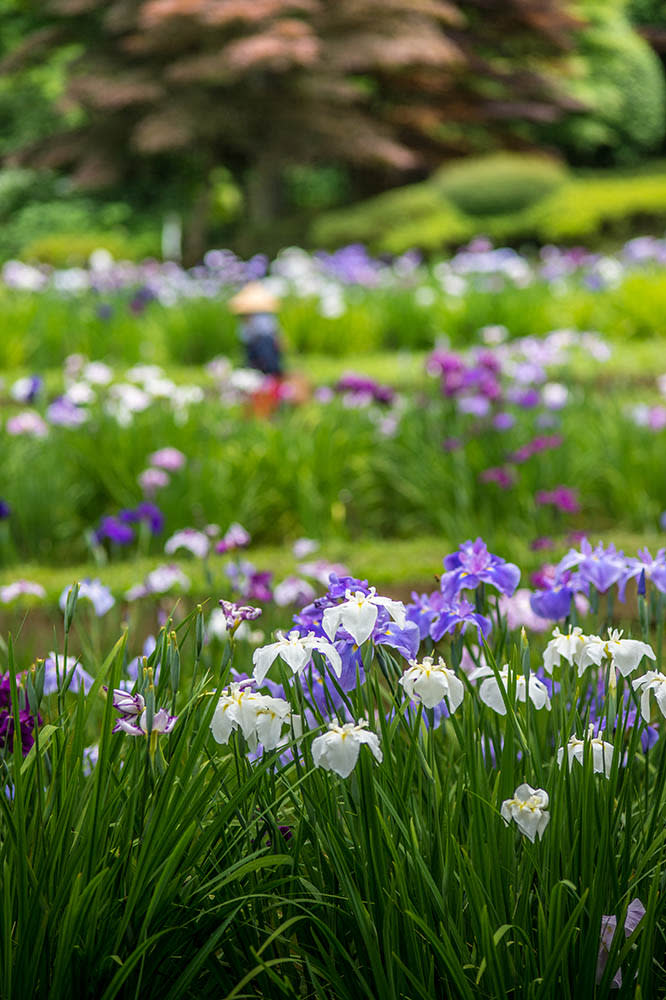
[0,500,10,520]
[406,591,444,640]
[430,597,492,642]
[492,412,515,431]
[535,486,580,515]
[118,502,165,535]
[457,394,491,417]
[373,616,420,660]
[440,537,520,603]
[529,584,573,621]
[59,579,115,617]
[94,516,135,546]
[47,396,87,427]
[558,538,627,594]
[620,548,666,600]
[0,672,40,756]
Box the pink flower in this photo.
[148,447,186,471]
[138,467,170,495]
[498,588,549,632]
[6,411,48,437]
[480,466,516,490]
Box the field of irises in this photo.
[3,239,666,997]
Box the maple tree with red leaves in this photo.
[4,0,582,258]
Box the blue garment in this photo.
[239,313,283,375]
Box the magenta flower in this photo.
[480,466,516,489]
[0,672,40,756]
[535,486,580,515]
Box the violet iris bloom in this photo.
[59,579,115,617]
[373,617,420,661]
[430,598,492,643]
[95,516,135,546]
[406,591,444,640]
[0,672,40,756]
[530,584,573,622]
[47,396,88,427]
[0,500,10,519]
[441,537,520,603]
[558,538,627,594]
[118,502,164,535]
[620,548,666,600]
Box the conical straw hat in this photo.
[228,282,280,314]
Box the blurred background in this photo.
[1,0,666,266]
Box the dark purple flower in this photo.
[94,516,135,546]
[530,537,554,551]
[0,500,11,520]
[336,373,395,406]
[0,672,40,756]
[119,502,165,535]
[246,569,273,603]
[441,537,521,603]
[442,437,463,452]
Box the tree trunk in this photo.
[240,150,283,256]
[182,180,212,266]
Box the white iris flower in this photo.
[311,719,382,778]
[557,726,614,778]
[500,784,550,842]
[322,588,406,646]
[633,670,666,723]
[470,664,551,715]
[399,656,464,712]
[252,630,342,685]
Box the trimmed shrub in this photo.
[433,153,569,217]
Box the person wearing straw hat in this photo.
[228,281,284,376]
